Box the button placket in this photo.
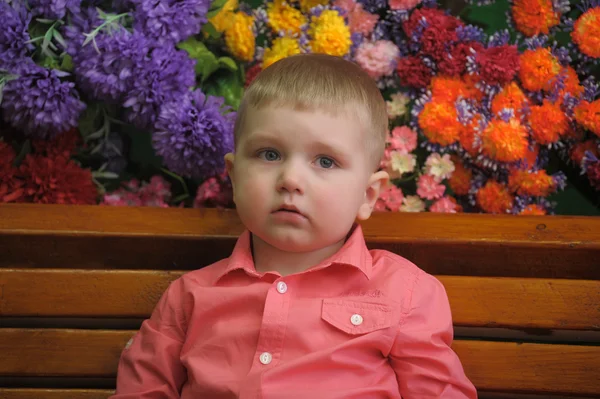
[276,281,287,294]
[350,313,363,326]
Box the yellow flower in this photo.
[298,0,329,12]
[308,10,351,57]
[262,36,302,69]
[225,12,256,62]
[209,0,239,32]
[267,0,307,35]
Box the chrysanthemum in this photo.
[519,204,547,215]
[267,0,307,35]
[262,36,302,69]
[28,0,81,20]
[123,46,196,130]
[132,0,210,45]
[418,100,463,147]
[508,169,556,197]
[225,12,256,62]
[480,117,529,163]
[459,114,483,157]
[571,6,600,58]
[573,99,600,137]
[511,0,560,37]
[308,9,352,57]
[0,1,33,67]
[475,180,514,214]
[299,0,329,12]
[1,62,86,139]
[431,75,483,104]
[210,0,238,32]
[448,158,472,196]
[570,139,599,166]
[354,40,399,79]
[153,89,236,179]
[491,82,529,119]
[527,100,569,145]
[552,66,584,101]
[518,47,561,92]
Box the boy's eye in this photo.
[258,149,280,161]
[317,157,335,169]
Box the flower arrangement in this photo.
[1,0,598,214]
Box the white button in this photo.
[259,352,272,365]
[276,281,288,294]
[350,314,363,326]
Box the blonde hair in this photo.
[234,54,388,169]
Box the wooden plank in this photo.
[0,389,114,399]
[2,270,599,331]
[0,329,599,396]
[1,204,599,278]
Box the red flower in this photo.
[420,25,459,61]
[403,8,462,37]
[245,64,262,88]
[476,45,520,86]
[19,154,98,205]
[33,128,82,158]
[438,42,484,76]
[0,141,25,203]
[396,56,432,88]
[586,160,600,191]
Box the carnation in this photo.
[425,153,455,180]
[396,56,432,88]
[417,174,446,200]
[374,184,404,211]
[153,89,236,179]
[475,45,520,86]
[388,0,421,10]
[400,195,425,212]
[430,196,459,213]
[354,40,399,80]
[0,141,24,203]
[386,93,410,119]
[103,176,172,207]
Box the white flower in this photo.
[388,152,416,179]
[425,153,455,181]
[386,92,410,119]
[400,195,426,212]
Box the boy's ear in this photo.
[357,170,389,220]
[224,153,236,197]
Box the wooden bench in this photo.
[0,203,599,399]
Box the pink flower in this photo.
[416,174,446,200]
[388,151,416,179]
[424,153,455,180]
[194,171,234,208]
[400,195,426,212]
[389,0,422,10]
[348,4,379,35]
[430,196,459,213]
[355,40,399,79]
[375,184,404,211]
[386,92,410,119]
[334,0,356,12]
[103,175,171,207]
[389,126,418,153]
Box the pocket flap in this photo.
[321,298,393,335]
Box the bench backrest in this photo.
[1,204,599,399]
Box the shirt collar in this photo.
[213,224,372,283]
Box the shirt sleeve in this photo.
[110,278,189,398]
[389,271,477,399]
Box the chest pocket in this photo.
[321,298,393,335]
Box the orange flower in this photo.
[459,114,482,157]
[476,180,514,214]
[418,100,463,146]
[448,158,472,196]
[430,75,483,103]
[572,7,600,58]
[519,48,561,92]
[550,66,584,101]
[512,0,559,37]
[570,139,599,166]
[527,100,569,145]
[491,82,529,119]
[481,117,529,163]
[519,204,547,215]
[508,169,555,197]
[574,99,600,137]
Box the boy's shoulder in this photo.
[172,257,233,289]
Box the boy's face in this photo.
[225,105,388,254]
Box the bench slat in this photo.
[1,205,599,278]
[2,269,598,331]
[0,329,598,396]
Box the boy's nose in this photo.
[276,162,304,194]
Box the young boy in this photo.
[111,54,477,398]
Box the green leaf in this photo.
[78,102,102,137]
[13,140,31,167]
[206,8,223,19]
[60,54,74,72]
[201,22,221,39]
[92,171,120,179]
[202,70,244,110]
[218,57,238,72]
[177,37,221,81]
[209,0,229,11]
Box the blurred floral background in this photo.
[0,0,598,215]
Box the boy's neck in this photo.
[251,234,346,277]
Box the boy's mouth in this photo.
[273,205,305,217]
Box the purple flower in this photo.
[0,1,33,67]
[28,0,81,19]
[358,0,387,13]
[153,89,235,179]
[73,28,151,103]
[1,62,86,139]
[131,0,210,45]
[61,7,103,56]
[123,45,196,130]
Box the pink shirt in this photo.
[112,225,476,398]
